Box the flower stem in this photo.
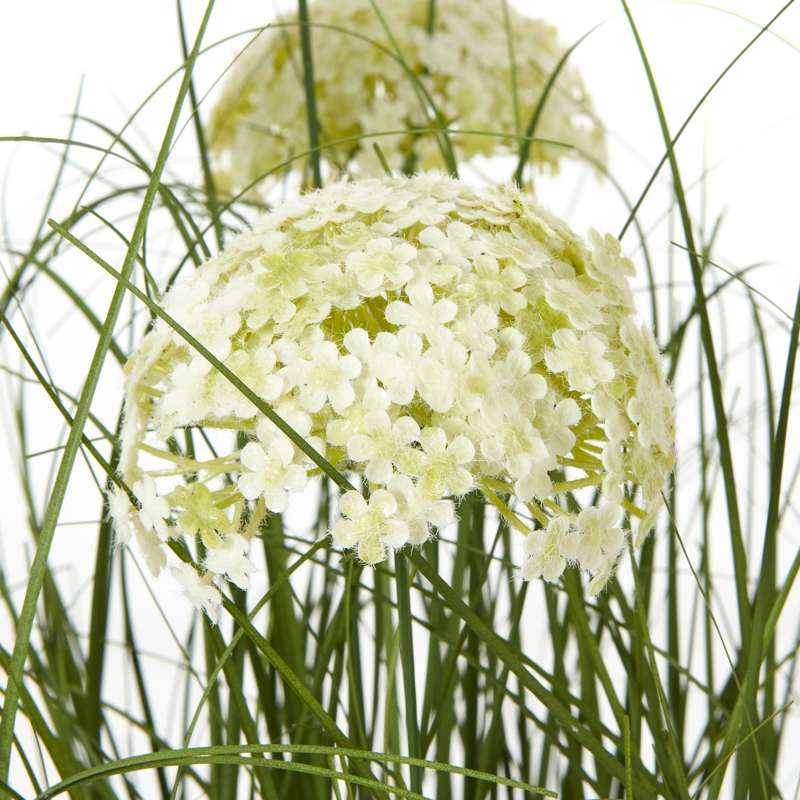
[395,553,422,794]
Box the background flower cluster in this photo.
[210,0,606,192]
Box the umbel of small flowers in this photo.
[209,0,606,194]
[111,173,674,620]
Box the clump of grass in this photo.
[1,2,799,798]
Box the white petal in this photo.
[284,464,309,492]
[428,499,455,529]
[329,382,355,412]
[449,436,475,464]
[339,354,363,380]
[313,340,339,364]
[241,442,268,471]
[269,437,295,466]
[419,379,454,413]
[383,519,409,548]
[263,487,289,513]
[386,378,416,405]
[343,328,371,360]
[385,300,414,327]
[449,468,473,496]
[408,282,433,306]
[238,473,265,501]
[419,427,447,454]
[433,298,457,324]
[340,491,367,519]
[370,489,397,517]
[348,434,376,462]
[552,328,576,349]
[300,387,326,413]
[332,519,358,547]
[393,416,420,444]
[365,459,393,485]
[544,349,566,374]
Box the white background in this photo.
[2,0,800,796]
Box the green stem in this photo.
[395,554,422,794]
[298,0,322,188]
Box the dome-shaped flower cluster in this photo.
[112,174,673,618]
[210,0,606,193]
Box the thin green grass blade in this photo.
[176,0,224,250]
[713,258,800,797]
[512,23,602,186]
[34,743,556,799]
[395,554,422,794]
[297,0,323,188]
[82,416,122,760]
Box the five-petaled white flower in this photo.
[286,340,363,412]
[333,489,410,564]
[386,282,457,346]
[391,196,455,230]
[238,438,308,511]
[627,374,674,452]
[109,486,133,545]
[544,277,606,330]
[345,237,416,292]
[182,302,240,364]
[473,255,527,314]
[418,220,481,271]
[389,474,455,544]
[133,476,170,539]
[347,411,420,484]
[417,427,475,499]
[172,563,221,623]
[562,505,625,575]
[545,329,615,392]
[205,534,256,590]
[520,516,572,582]
[416,339,468,413]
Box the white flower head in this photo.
[285,340,362,413]
[238,439,308,512]
[520,516,572,583]
[386,282,457,346]
[333,489,410,564]
[209,0,606,191]
[119,174,673,604]
[205,534,256,590]
[172,563,221,623]
[545,329,615,393]
[109,485,133,545]
[133,476,170,540]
